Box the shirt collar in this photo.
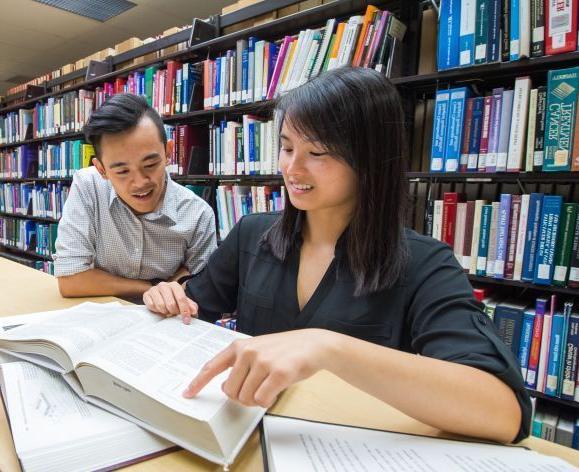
[291,210,348,256]
[108,170,178,223]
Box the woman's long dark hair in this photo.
[264,67,409,296]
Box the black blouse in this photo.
[185,212,531,442]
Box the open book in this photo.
[0,361,175,472]
[261,415,576,472]
[0,303,265,467]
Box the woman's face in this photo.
[278,120,357,214]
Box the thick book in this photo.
[518,310,536,380]
[444,87,471,172]
[534,86,548,170]
[0,361,174,472]
[493,300,528,356]
[562,313,579,400]
[506,77,531,172]
[525,298,548,389]
[521,193,544,281]
[261,415,574,471]
[533,195,564,285]
[459,0,477,66]
[430,90,451,172]
[466,96,485,171]
[0,303,265,467]
[438,0,461,70]
[530,0,545,56]
[545,311,565,396]
[545,0,578,55]
[493,193,512,279]
[495,89,514,172]
[553,203,578,286]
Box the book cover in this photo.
[444,87,471,172]
[545,0,578,55]
[493,300,528,356]
[553,204,578,286]
[533,195,564,285]
[430,90,451,172]
[438,0,461,70]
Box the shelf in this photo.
[0,131,85,150]
[0,212,60,224]
[529,389,579,410]
[163,101,274,123]
[0,244,52,261]
[407,172,579,183]
[468,275,578,296]
[391,51,579,91]
[0,177,73,183]
[173,174,283,182]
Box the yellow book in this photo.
[279,39,298,92]
[352,5,379,66]
[82,144,95,168]
[327,22,346,69]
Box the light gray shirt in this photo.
[54,167,216,280]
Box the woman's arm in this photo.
[183,328,522,444]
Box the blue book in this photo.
[444,87,470,172]
[466,96,485,171]
[533,195,564,285]
[214,56,222,109]
[561,313,579,401]
[493,193,512,278]
[573,419,579,449]
[248,122,256,175]
[247,37,256,102]
[241,48,249,103]
[476,204,493,275]
[545,312,565,396]
[487,0,502,62]
[430,90,451,172]
[557,303,574,397]
[438,0,461,70]
[510,0,520,60]
[459,0,477,66]
[519,310,536,380]
[522,193,544,281]
[493,300,527,356]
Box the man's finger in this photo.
[158,283,180,315]
[183,346,237,398]
[145,288,169,316]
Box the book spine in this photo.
[444,88,470,172]
[545,313,565,396]
[536,302,552,392]
[487,0,502,62]
[519,0,531,58]
[460,0,477,66]
[442,192,459,246]
[467,97,485,171]
[543,67,578,171]
[533,195,564,285]
[496,90,514,172]
[522,193,544,281]
[545,0,578,55]
[459,98,475,172]
[477,95,494,171]
[474,0,489,64]
[553,204,578,285]
[562,314,579,400]
[476,204,493,275]
[486,88,504,172]
[433,200,444,240]
[493,305,524,355]
[510,0,521,60]
[519,310,536,380]
[494,193,512,278]
[533,86,548,170]
[531,0,545,56]
[469,200,487,274]
[425,199,435,237]
[486,201,501,275]
[513,194,531,280]
[504,194,522,279]
[462,200,476,270]
[572,92,579,172]
[507,77,532,171]
[501,0,511,61]
[567,211,579,288]
[430,90,451,172]
[438,0,461,70]
[524,88,539,171]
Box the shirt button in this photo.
[477,313,487,325]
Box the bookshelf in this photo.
[0,0,578,429]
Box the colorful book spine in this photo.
[562,313,579,401]
[545,312,565,396]
[524,88,539,171]
[533,86,548,170]
[474,0,489,64]
[496,90,514,172]
[501,0,511,61]
[510,0,521,60]
[530,0,545,57]
[485,88,503,173]
[487,0,502,62]
[513,193,531,280]
[476,204,493,275]
[533,195,563,285]
[536,299,553,393]
[504,194,522,279]
[477,95,494,171]
[568,212,579,288]
[459,98,476,172]
[459,0,477,66]
[467,97,485,171]
[506,77,531,171]
[430,90,451,172]
[553,204,578,286]
[444,87,470,172]
[522,193,544,282]
[545,0,578,55]
[493,193,512,278]
[526,298,548,389]
[438,0,461,70]
[519,310,536,380]
[543,66,579,171]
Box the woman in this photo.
[144,67,530,444]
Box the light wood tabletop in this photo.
[0,258,577,471]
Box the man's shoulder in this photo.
[70,167,111,202]
[169,180,213,216]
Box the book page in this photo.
[0,303,158,368]
[263,416,576,472]
[79,313,253,421]
[0,362,171,463]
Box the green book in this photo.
[322,34,336,72]
[474,0,489,65]
[553,203,578,286]
[543,66,579,171]
[144,65,160,106]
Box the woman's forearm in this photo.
[319,330,522,443]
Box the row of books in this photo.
[34,260,54,275]
[0,182,70,220]
[531,400,579,449]
[0,141,95,179]
[431,67,579,174]
[0,91,95,144]
[480,294,578,400]
[202,5,406,110]
[438,0,578,71]
[427,192,579,288]
[0,217,57,257]
[209,117,279,176]
[216,185,285,238]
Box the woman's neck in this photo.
[303,208,352,247]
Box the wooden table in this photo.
[0,258,578,471]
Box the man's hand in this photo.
[143,282,198,324]
[182,329,337,408]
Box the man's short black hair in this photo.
[83,93,167,159]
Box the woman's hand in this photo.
[143,281,198,324]
[183,329,339,408]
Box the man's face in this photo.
[93,116,171,214]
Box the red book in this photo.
[546,0,578,55]
[441,192,460,248]
[178,125,209,175]
[114,77,127,94]
[459,98,475,172]
[525,311,544,387]
[164,60,181,116]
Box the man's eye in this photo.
[281,147,293,153]
[116,170,129,175]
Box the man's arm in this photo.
[57,268,152,298]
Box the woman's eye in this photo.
[310,151,327,157]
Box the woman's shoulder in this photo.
[234,212,282,246]
[403,228,462,274]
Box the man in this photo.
[54,93,216,300]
